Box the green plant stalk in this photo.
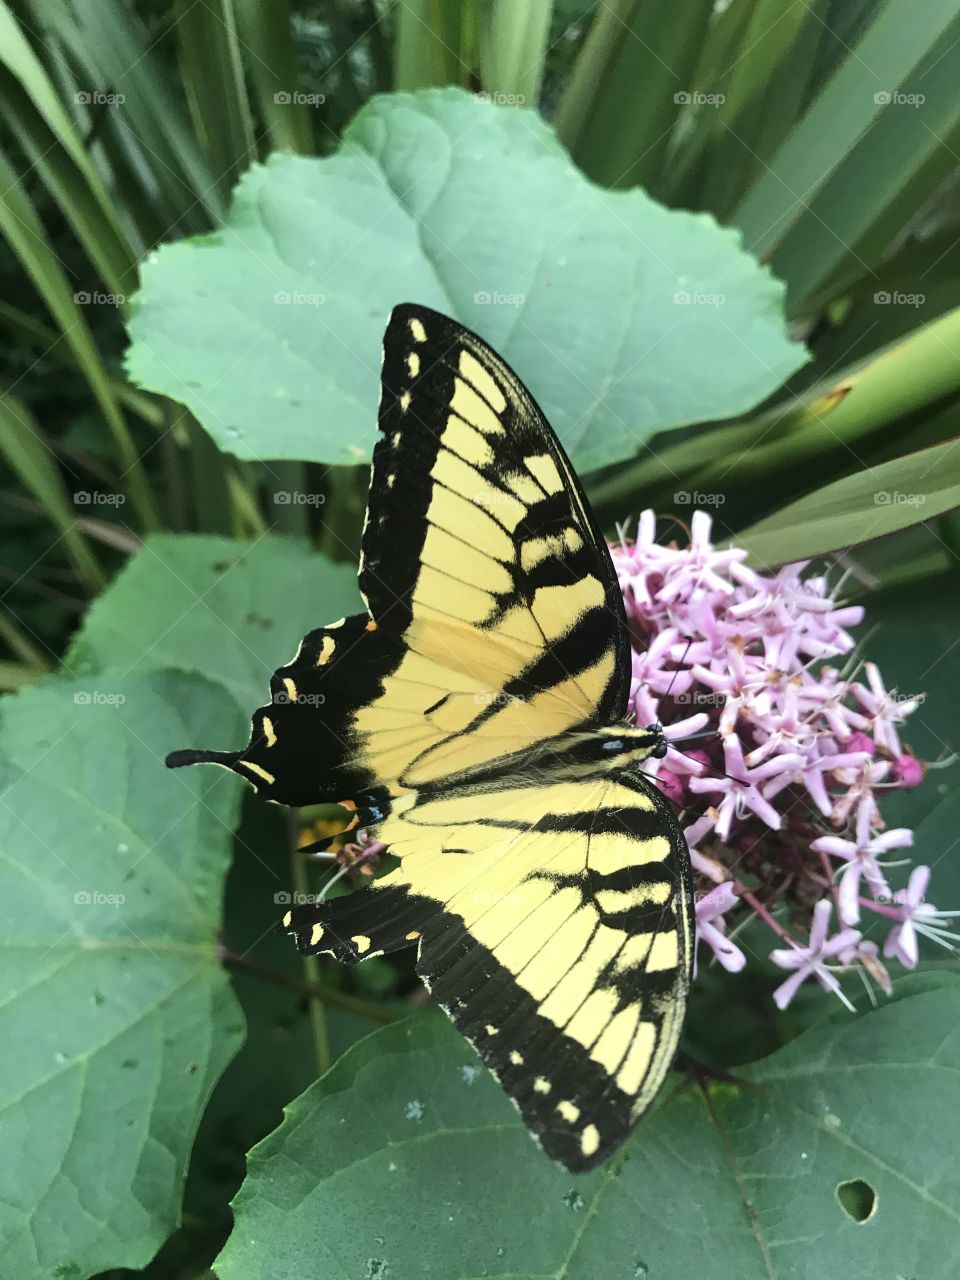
[479,0,553,104]
[288,813,331,1073]
[393,0,473,90]
[690,303,960,491]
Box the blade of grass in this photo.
[0,144,159,530]
[0,390,106,591]
[770,17,960,316]
[175,0,257,201]
[235,0,313,154]
[554,0,714,191]
[0,2,136,293]
[732,0,960,259]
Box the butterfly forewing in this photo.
[166,302,693,1171]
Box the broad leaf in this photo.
[68,534,362,712]
[736,438,960,566]
[126,87,803,473]
[217,980,960,1279]
[0,672,245,1278]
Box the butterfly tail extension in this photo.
[164,612,398,812]
[281,881,438,963]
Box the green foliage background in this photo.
[2,1,960,1277]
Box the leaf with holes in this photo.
[0,672,245,1279]
[125,87,803,473]
[67,533,362,712]
[216,977,960,1280]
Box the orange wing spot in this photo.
[405,930,421,940]
[365,619,378,632]
[340,799,358,812]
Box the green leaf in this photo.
[67,534,363,712]
[217,980,960,1278]
[125,87,803,473]
[0,672,245,1278]
[736,438,960,567]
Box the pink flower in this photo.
[608,510,938,1010]
[811,806,912,925]
[882,866,959,968]
[695,882,746,974]
[770,901,861,1011]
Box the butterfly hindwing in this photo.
[285,768,693,1172]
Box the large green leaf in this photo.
[0,672,245,1278]
[125,88,803,473]
[68,534,362,712]
[216,981,960,1279]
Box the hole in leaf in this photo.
[836,1178,878,1223]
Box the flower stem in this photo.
[289,811,331,1073]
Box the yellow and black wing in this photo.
[166,302,692,1172]
[283,770,692,1172]
[166,303,630,806]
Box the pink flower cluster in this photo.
[612,510,953,1008]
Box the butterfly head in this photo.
[645,723,669,759]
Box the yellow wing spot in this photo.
[309,923,324,946]
[557,1100,580,1124]
[404,930,421,940]
[237,760,276,785]
[509,1050,524,1066]
[316,636,336,666]
[524,453,563,495]
[282,677,298,703]
[581,1124,600,1158]
[352,934,372,954]
[485,1024,499,1036]
[282,911,293,928]
[406,352,420,377]
[534,1077,551,1095]
[399,390,412,412]
[409,317,427,343]
[387,474,396,488]
[261,715,277,747]
[458,350,506,413]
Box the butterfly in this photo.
[167,303,693,1172]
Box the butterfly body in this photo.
[167,303,693,1172]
